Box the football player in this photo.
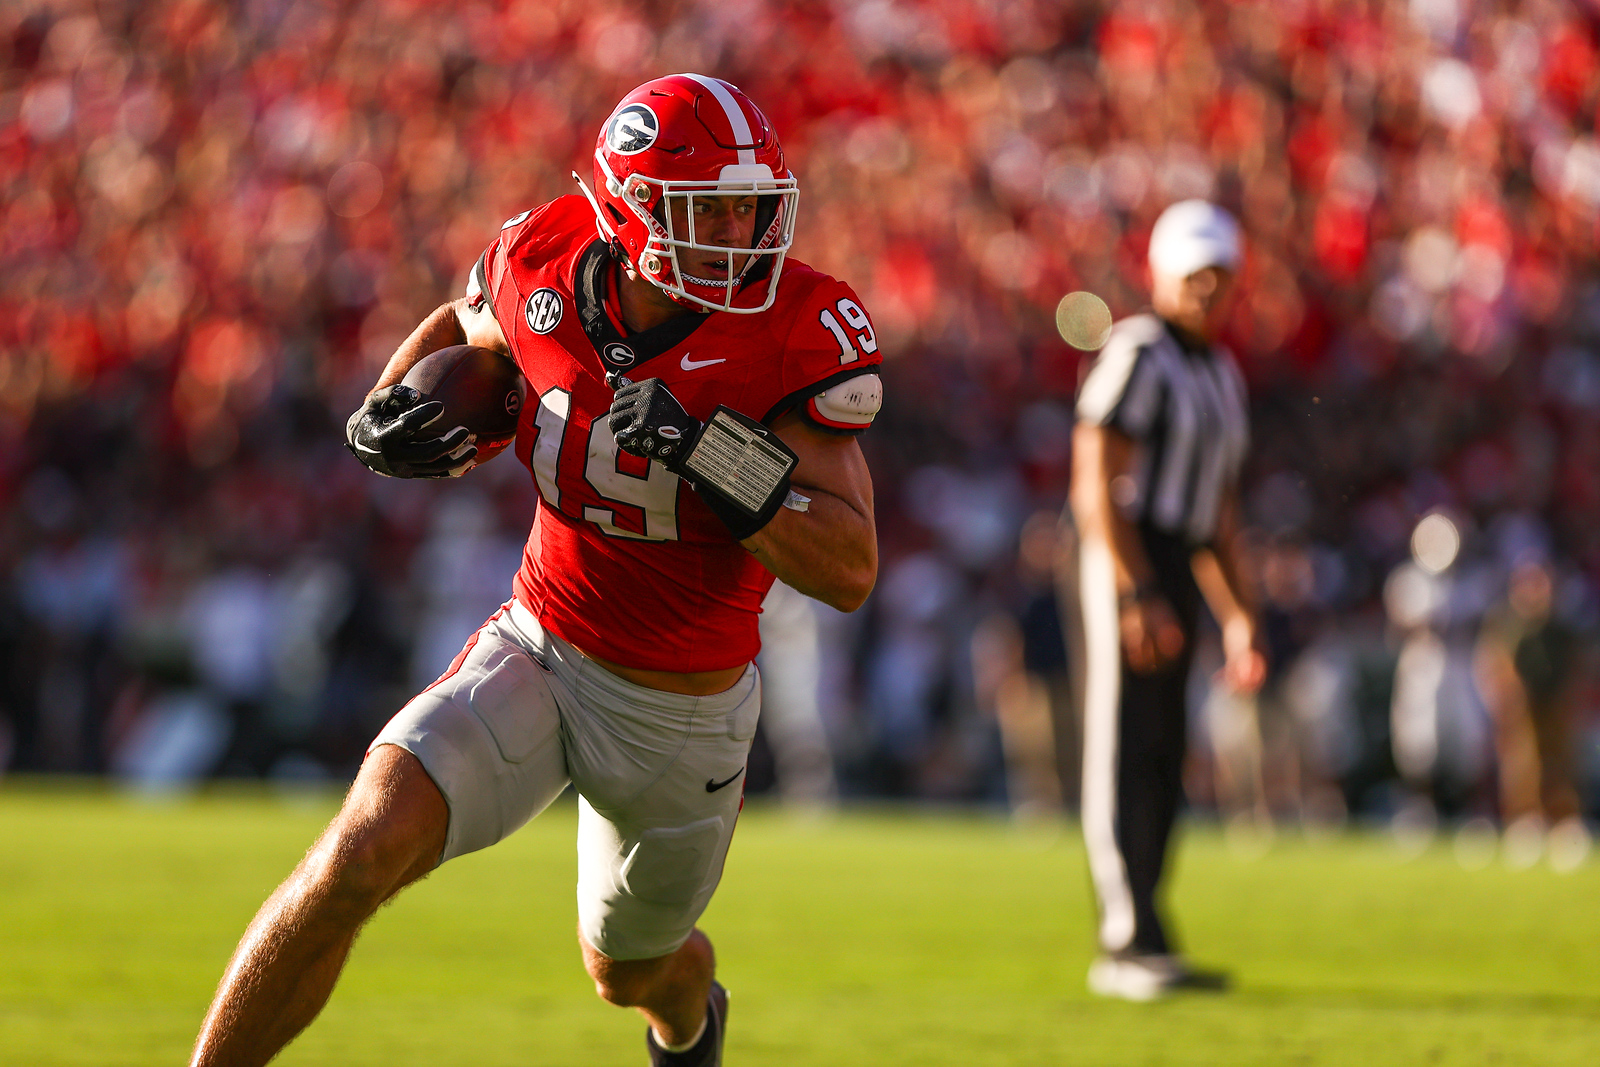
[190,74,882,1067]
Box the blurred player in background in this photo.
[1069,200,1264,1001]
[190,74,883,1067]
[1476,557,1591,869]
[757,579,839,807]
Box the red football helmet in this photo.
[574,74,799,314]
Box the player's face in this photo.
[1153,265,1235,340]
[669,194,760,280]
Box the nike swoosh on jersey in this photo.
[681,353,727,371]
[705,768,744,793]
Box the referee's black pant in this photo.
[1077,525,1200,958]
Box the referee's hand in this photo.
[1119,593,1186,672]
[1220,618,1267,695]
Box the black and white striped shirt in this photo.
[1076,314,1249,545]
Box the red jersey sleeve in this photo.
[466,201,589,326]
[759,275,884,433]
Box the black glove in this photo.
[345,384,476,478]
[608,377,701,471]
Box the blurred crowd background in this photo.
[3,0,1599,852]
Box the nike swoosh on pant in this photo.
[705,768,744,792]
[681,354,727,371]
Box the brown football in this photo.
[401,345,526,467]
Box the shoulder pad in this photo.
[805,373,882,433]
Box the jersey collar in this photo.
[575,240,708,377]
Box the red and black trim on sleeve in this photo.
[805,394,872,433]
[468,251,493,311]
[762,366,881,434]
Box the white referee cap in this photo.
[1148,199,1241,279]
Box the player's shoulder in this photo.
[495,195,597,271]
[766,257,861,319]
[1210,339,1242,369]
[762,258,876,360]
[1211,342,1248,393]
[749,258,883,430]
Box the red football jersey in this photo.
[469,195,882,672]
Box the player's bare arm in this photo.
[1070,421,1185,670]
[742,411,877,612]
[369,297,511,395]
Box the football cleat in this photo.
[575,74,798,315]
[1087,954,1229,1002]
[646,980,727,1067]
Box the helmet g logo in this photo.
[605,104,659,155]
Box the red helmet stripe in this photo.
[680,73,757,166]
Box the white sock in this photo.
[653,1017,708,1054]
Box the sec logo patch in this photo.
[525,288,563,334]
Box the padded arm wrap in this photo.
[681,406,799,541]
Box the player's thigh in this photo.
[570,668,760,961]
[372,612,572,864]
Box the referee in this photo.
[1069,200,1265,1001]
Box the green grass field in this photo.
[2,783,1597,1066]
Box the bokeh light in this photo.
[1056,291,1113,351]
[1411,512,1462,575]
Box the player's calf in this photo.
[582,928,715,1048]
